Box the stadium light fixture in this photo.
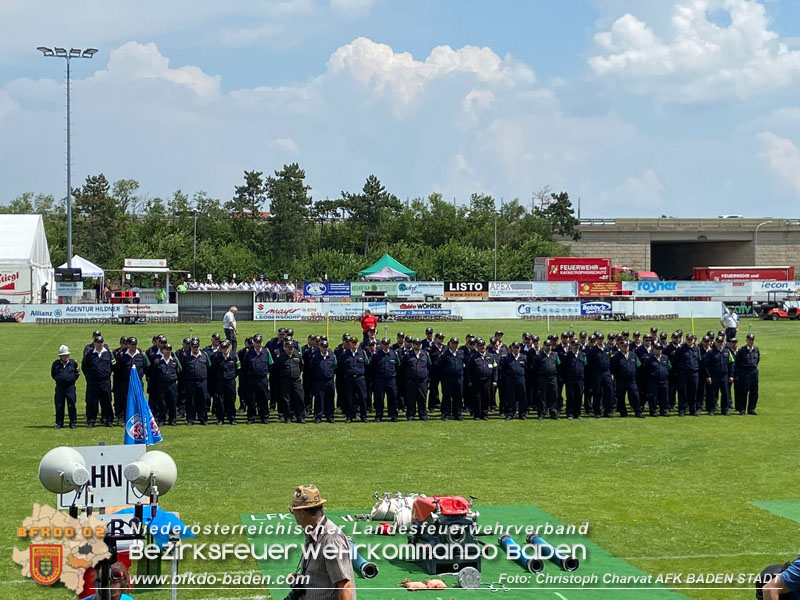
[754,220,775,265]
[37,45,99,270]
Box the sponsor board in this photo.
[350,282,398,298]
[0,303,178,323]
[389,302,451,316]
[254,304,316,321]
[724,301,755,318]
[489,281,576,298]
[302,282,351,298]
[0,269,31,299]
[124,258,167,268]
[612,300,726,319]
[622,281,728,297]
[546,257,611,282]
[0,270,22,292]
[396,281,444,298]
[516,302,581,316]
[750,281,800,294]
[57,445,146,509]
[581,300,612,315]
[54,282,83,297]
[444,281,488,298]
[578,281,621,297]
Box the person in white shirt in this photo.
[286,282,296,301]
[720,307,739,341]
[223,306,238,352]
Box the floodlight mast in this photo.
[36,46,99,269]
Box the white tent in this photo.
[59,255,104,278]
[363,266,411,281]
[0,214,53,303]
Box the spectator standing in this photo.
[223,306,238,352]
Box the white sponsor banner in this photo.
[0,303,178,323]
[55,281,83,297]
[622,281,729,297]
[488,281,577,298]
[0,268,32,300]
[395,281,444,298]
[750,281,800,294]
[253,302,389,320]
[515,301,581,316]
[124,258,167,268]
[612,301,726,318]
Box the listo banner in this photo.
[444,282,488,298]
[302,282,351,298]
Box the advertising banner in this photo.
[444,282,488,298]
[0,303,178,323]
[546,257,611,282]
[578,281,621,297]
[622,281,728,297]
[0,269,31,299]
[724,301,756,318]
[580,300,613,315]
[302,282,351,298]
[532,281,578,297]
[750,281,800,294]
[396,281,444,298]
[488,281,534,298]
[515,302,581,316]
[55,282,83,297]
[350,282,398,298]
[254,303,318,321]
[124,258,167,268]
[388,302,451,316]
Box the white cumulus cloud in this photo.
[598,169,664,209]
[758,131,800,195]
[273,137,299,154]
[589,0,800,102]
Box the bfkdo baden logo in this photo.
[13,504,111,594]
[30,544,62,585]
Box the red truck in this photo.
[693,266,795,281]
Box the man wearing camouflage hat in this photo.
[289,485,356,600]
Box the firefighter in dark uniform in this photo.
[343,336,370,422]
[664,331,682,411]
[203,333,222,413]
[735,333,760,415]
[635,335,653,412]
[302,335,317,415]
[334,333,350,412]
[52,345,80,428]
[213,339,238,425]
[145,334,163,412]
[611,336,643,418]
[555,332,570,414]
[312,339,337,423]
[156,343,180,426]
[392,332,408,412]
[697,334,713,411]
[704,336,734,415]
[175,337,192,418]
[563,339,586,420]
[501,341,527,420]
[535,339,561,419]
[268,328,287,414]
[403,338,430,421]
[371,338,399,422]
[360,329,378,411]
[276,337,305,423]
[587,334,614,418]
[582,334,595,414]
[183,338,210,425]
[81,336,115,428]
[438,337,466,421]
[645,342,671,416]
[237,337,253,412]
[421,327,435,350]
[111,336,128,422]
[467,338,497,420]
[245,334,272,424]
[118,337,150,420]
[675,334,701,416]
[83,330,105,356]
[426,332,445,412]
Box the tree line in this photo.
[0,164,581,282]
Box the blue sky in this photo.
[2,0,800,217]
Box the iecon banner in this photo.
[750,281,800,294]
[395,282,444,298]
[302,282,351,298]
[581,300,613,315]
[444,282,488,298]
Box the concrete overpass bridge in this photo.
[563,218,800,279]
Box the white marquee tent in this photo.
[58,255,104,278]
[0,214,53,303]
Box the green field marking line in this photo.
[752,499,800,525]
[240,504,688,599]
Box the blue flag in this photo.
[124,365,162,445]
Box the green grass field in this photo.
[2,317,799,600]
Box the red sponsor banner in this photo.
[0,271,21,291]
[547,258,611,282]
[707,268,793,281]
[577,281,621,297]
